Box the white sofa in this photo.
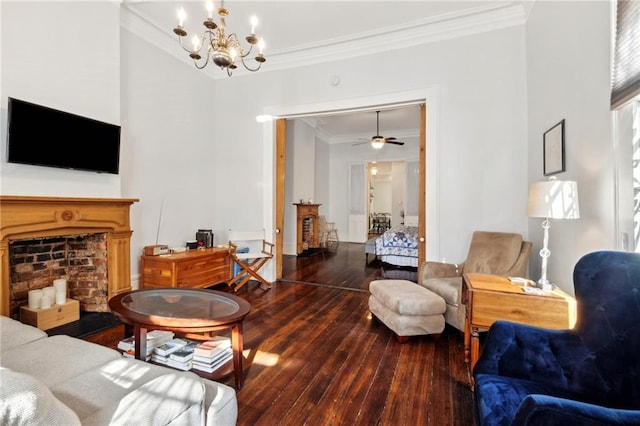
[0,316,237,425]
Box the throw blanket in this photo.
[375,225,418,259]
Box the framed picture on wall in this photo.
[543,119,565,176]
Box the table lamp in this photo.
[527,178,580,290]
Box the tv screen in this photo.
[6,97,121,174]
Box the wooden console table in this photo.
[294,203,321,254]
[462,273,577,375]
[140,247,232,289]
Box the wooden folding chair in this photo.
[228,230,274,292]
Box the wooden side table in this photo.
[462,273,577,375]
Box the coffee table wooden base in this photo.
[135,322,245,389]
[110,288,251,390]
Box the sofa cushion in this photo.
[464,231,523,274]
[0,334,121,387]
[0,367,81,426]
[0,316,47,352]
[474,373,587,426]
[202,380,238,426]
[80,372,205,426]
[50,357,173,421]
[0,317,238,426]
[421,277,462,306]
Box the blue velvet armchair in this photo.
[473,250,640,426]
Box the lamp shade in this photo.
[528,180,580,219]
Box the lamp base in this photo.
[537,278,553,292]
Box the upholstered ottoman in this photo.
[369,279,446,342]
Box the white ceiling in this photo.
[122,0,532,142]
[303,105,423,145]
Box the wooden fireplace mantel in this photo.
[0,195,138,316]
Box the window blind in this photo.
[611,0,640,110]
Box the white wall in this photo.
[211,25,529,264]
[314,136,331,218]
[2,2,535,284]
[120,26,219,275]
[526,1,614,294]
[283,122,332,254]
[290,120,316,203]
[1,2,121,197]
[391,161,405,228]
[1,2,228,285]
[283,119,318,254]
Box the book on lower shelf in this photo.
[151,354,169,365]
[154,338,190,357]
[191,350,233,373]
[117,330,175,358]
[168,341,200,363]
[167,358,193,371]
[117,336,136,352]
[193,346,233,365]
[193,336,231,358]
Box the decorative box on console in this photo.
[20,299,80,330]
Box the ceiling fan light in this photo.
[371,137,385,150]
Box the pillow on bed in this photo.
[0,367,81,425]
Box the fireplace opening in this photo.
[302,217,314,251]
[9,233,109,318]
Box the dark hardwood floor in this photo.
[85,242,476,425]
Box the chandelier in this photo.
[173,0,266,76]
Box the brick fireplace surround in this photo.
[0,196,138,318]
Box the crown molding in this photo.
[265,2,527,74]
[120,2,528,80]
[298,118,333,143]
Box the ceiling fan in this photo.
[353,110,405,149]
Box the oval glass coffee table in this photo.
[108,288,251,389]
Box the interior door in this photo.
[348,163,368,242]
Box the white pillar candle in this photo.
[55,291,66,305]
[40,295,52,309]
[42,286,56,302]
[28,289,43,309]
[53,278,67,295]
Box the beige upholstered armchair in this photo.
[417,231,532,332]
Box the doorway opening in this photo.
[263,89,440,283]
[274,101,426,286]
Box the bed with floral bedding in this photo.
[374,225,419,267]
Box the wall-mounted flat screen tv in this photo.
[6,97,121,174]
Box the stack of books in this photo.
[117,330,175,360]
[150,338,190,365]
[191,336,233,374]
[166,340,200,371]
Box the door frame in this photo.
[264,89,440,280]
